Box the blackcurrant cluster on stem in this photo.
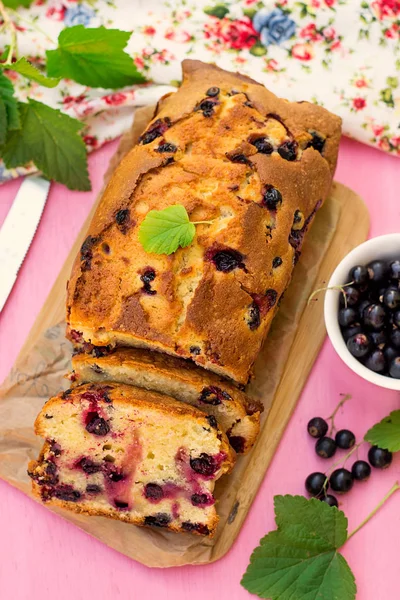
[305,395,393,507]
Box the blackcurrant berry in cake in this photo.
[307,131,325,153]
[199,386,231,406]
[338,307,358,328]
[367,260,389,284]
[54,485,81,502]
[181,522,210,535]
[156,142,177,153]
[340,286,361,308]
[144,513,171,528]
[246,302,261,330]
[50,441,61,456]
[115,209,129,226]
[342,324,363,342]
[383,287,400,310]
[363,304,387,329]
[229,436,245,453]
[390,328,400,348]
[189,345,201,355]
[144,483,164,501]
[265,289,278,308]
[384,345,399,364]
[191,493,213,506]
[107,467,125,482]
[351,460,371,481]
[206,415,218,429]
[209,249,245,272]
[305,472,327,497]
[365,349,386,373]
[349,264,369,286]
[206,86,220,97]
[307,417,329,438]
[335,429,356,449]
[114,500,129,510]
[251,137,274,154]
[389,356,400,378]
[369,330,388,347]
[77,457,102,474]
[140,118,171,145]
[315,436,337,458]
[347,333,371,358]
[86,484,102,494]
[320,494,338,507]
[80,235,97,269]
[85,414,110,436]
[330,468,354,493]
[278,140,298,161]
[272,256,282,268]
[262,186,282,210]
[141,268,157,295]
[198,99,217,117]
[368,446,393,469]
[190,453,218,476]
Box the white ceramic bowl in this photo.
[324,233,400,390]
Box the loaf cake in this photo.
[71,347,262,453]
[28,383,235,536]
[67,60,342,385]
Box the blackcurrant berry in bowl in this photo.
[307,417,328,438]
[363,304,387,330]
[338,307,358,328]
[335,429,356,449]
[305,472,327,497]
[320,494,339,508]
[368,446,393,469]
[389,356,400,378]
[330,468,354,494]
[324,234,400,390]
[315,436,337,458]
[347,333,371,358]
[351,460,371,481]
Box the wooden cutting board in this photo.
[3,180,369,566]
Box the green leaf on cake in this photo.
[1,57,61,88]
[1,99,90,190]
[139,205,196,255]
[241,495,356,600]
[0,71,20,132]
[365,410,400,452]
[46,25,146,89]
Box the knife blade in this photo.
[0,176,51,313]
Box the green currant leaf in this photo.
[0,71,20,130]
[1,58,60,88]
[241,496,356,600]
[46,25,146,89]
[2,99,90,191]
[2,0,34,7]
[138,205,196,255]
[365,410,400,452]
[0,98,7,145]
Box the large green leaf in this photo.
[0,70,20,130]
[46,25,146,89]
[241,496,356,600]
[2,99,90,190]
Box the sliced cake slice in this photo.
[71,348,262,454]
[29,383,235,536]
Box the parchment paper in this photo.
[0,107,340,567]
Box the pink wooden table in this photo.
[0,137,399,600]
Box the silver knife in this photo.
[0,176,51,313]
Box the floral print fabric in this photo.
[0,0,399,182]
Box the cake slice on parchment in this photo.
[28,383,235,536]
[70,347,262,454]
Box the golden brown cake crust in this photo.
[29,383,235,537]
[67,60,341,384]
[71,347,262,453]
